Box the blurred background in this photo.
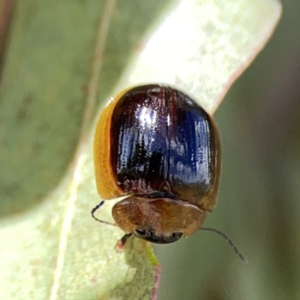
[0,1,299,300]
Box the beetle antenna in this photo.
[199,227,247,262]
[91,201,117,226]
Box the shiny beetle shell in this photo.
[94,84,221,244]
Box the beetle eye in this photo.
[134,228,151,238]
[133,228,183,244]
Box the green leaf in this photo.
[0,0,281,299]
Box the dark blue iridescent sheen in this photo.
[110,85,220,207]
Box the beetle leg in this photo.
[116,232,133,251]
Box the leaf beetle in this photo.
[92,84,245,260]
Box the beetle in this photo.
[92,84,223,246]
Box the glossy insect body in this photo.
[94,84,221,244]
